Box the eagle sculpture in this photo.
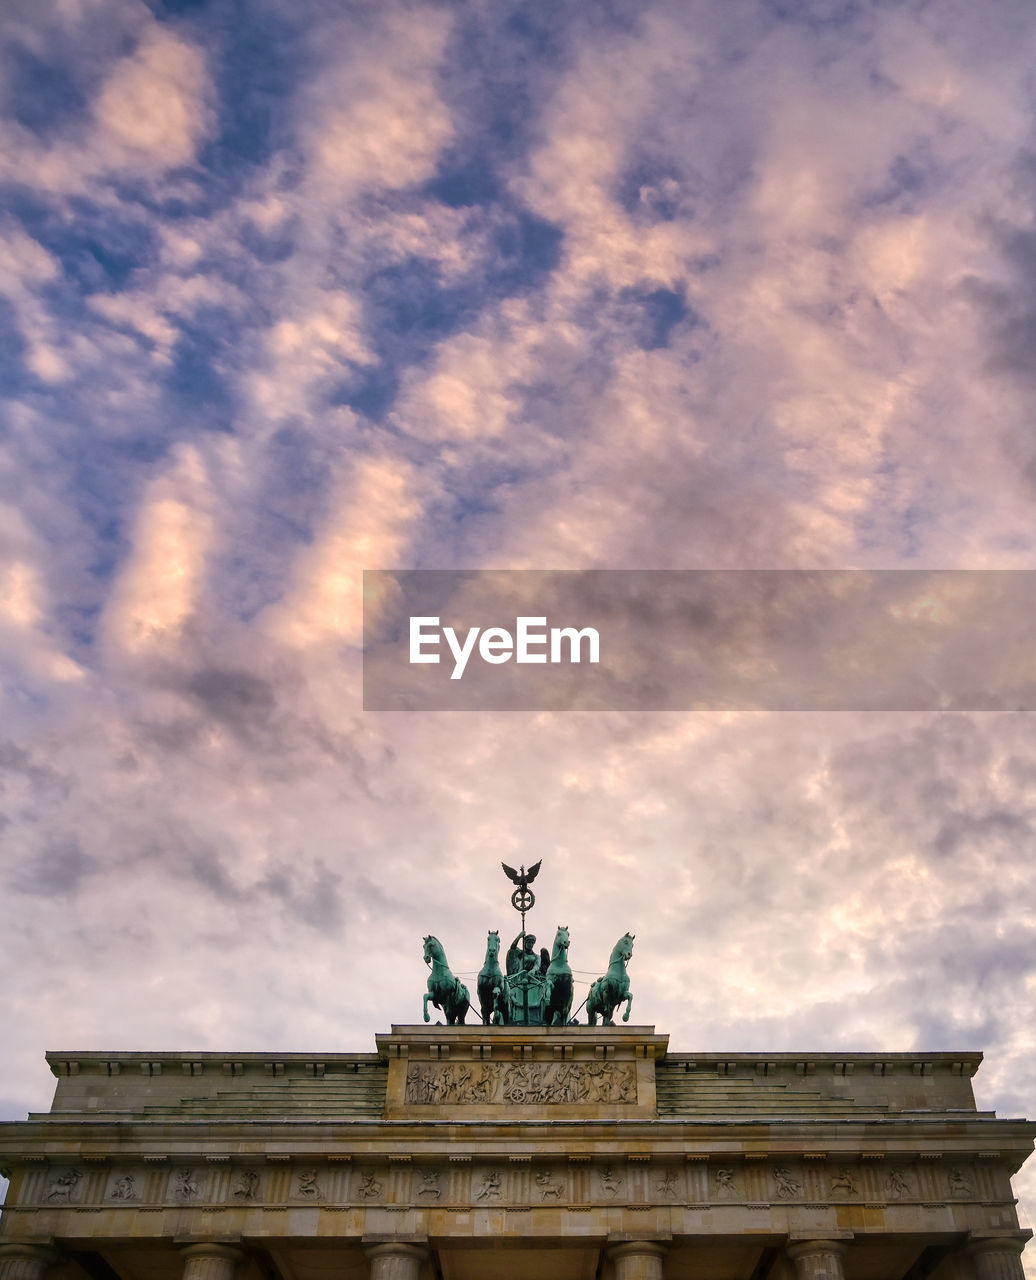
[501,859,541,892]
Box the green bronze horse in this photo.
[586,932,634,1025]
[423,935,470,1025]
[543,925,573,1026]
[477,929,504,1025]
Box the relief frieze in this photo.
[233,1170,260,1202]
[16,1155,992,1213]
[475,1170,503,1201]
[357,1170,383,1200]
[173,1169,202,1201]
[535,1170,565,1200]
[404,1060,637,1105]
[830,1169,859,1196]
[110,1174,137,1201]
[46,1168,82,1203]
[772,1166,802,1198]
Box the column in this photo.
[364,1242,428,1280]
[966,1233,1032,1280]
[607,1240,668,1280]
[787,1239,849,1280]
[0,1244,59,1280]
[180,1244,244,1280]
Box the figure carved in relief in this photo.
[656,1169,678,1198]
[111,1175,136,1200]
[536,1170,564,1200]
[584,1062,613,1102]
[582,1060,636,1104]
[440,1064,473,1103]
[831,1169,859,1195]
[418,1169,441,1198]
[885,1169,910,1200]
[714,1168,738,1196]
[469,1064,500,1102]
[405,1059,635,1107]
[773,1167,801,1198]
[949,1168,972,1195]
[297,1169,321,1199]
[234,1170,260,1201]
[175,1169,200,1201]
[476,1171,502,1201]
[503,1061,544,1104]
[418,1069,439,1104]
[46,1168,82,1202]
[552,1062,584,1103]
[359,1171,383,1199]
[599,1165,622,1197]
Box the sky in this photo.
[3,0,1036,1241]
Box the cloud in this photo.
[513,11,712,290]
[262,453,422,648]
[92,28,212,172]
[101,444,216,656]
[299,9,455,196]
[12,839,97,898]
[2,0,1036,1246]
[0,223,67,381]
[0,22,213,193]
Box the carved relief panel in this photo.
[404,1060,637,1105]
[8,1151,1001,1216]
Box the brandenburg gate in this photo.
[1,865,1032,1280]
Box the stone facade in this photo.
[0,1028,1032,1280]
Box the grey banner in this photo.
[362,570,1036,711]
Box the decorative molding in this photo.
[11,1154,1012,1215]
[404,1060,636,1105]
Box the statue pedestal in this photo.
[377,1024,668,1122]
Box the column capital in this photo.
[606,1240,670,1262]
[966,1232,1033,1257]
[180,1245,246,1264]
[607,1239,668,1280]
[787,1239,851,1261]
[363,1242,429,1262]
[0,1243,61,1280]
[364,1241,430,1280]
[786,1237,850,1280]
[965,1231,1032,1280]
[180,1244,245,1280]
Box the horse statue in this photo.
[423,935,470,1025]
[586,932,634,1025]
[477,929,505,1025]
[542,925,573,1026]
